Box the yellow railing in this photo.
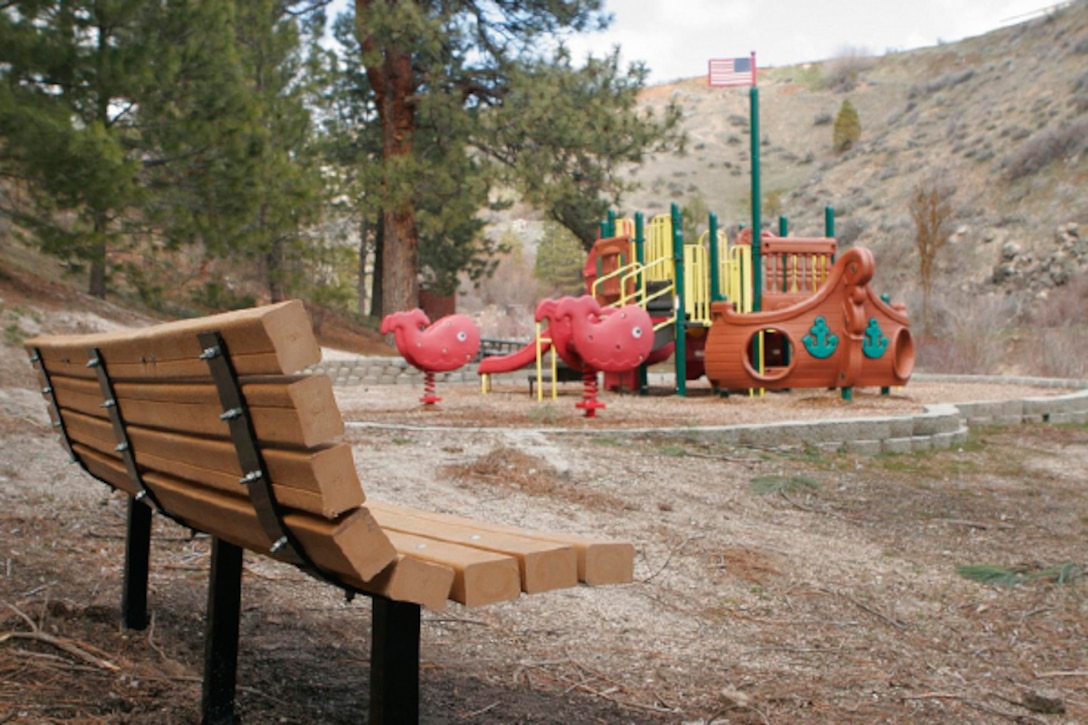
[721,244,753,313]
[480,323,561,400]
[533,322,560,401]
[590,259,642,307]
[684,244,712,325]
[644,214,674,284]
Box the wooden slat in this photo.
[25,300,320,380]
[75,445,396,584]
[371,507,578,594]
[382,531,521,607]
[370,501,635,585]
[48,373,343,448]
[61,411,363,519]
[343,555,455,612]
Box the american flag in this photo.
[708,56,755,88]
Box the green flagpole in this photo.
[748,52,763,380]
[750,82,761,311]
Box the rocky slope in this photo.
[625,1,1088,307]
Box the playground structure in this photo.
[580,204,913,397]
[490,203,911,400]
[380,310,481,405]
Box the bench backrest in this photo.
[26,302,403,587]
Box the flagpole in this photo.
[749,51,761,314]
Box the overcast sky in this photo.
[562,0,1066,84]
[328,1,1066,84]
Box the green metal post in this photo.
[749,85,763,377]
[671,203,687,396]
[825,205,836,263]
[709,212,722,302]
[635,212,649,396]
[750,86,762,314]
[607,209,617,237]
[778,215,788,292]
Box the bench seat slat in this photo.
[368,501,635,585]
[61,410,363,519]
[382,531,521,607]
[343,555,456,612]
[48,374,343,449]
[26,300,320,380]
[371,507,578,595]
[75,445,397,584]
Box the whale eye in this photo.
[631,326,644,338]
[456,331,467,342]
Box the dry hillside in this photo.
[622,2,1088,306]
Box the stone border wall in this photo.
[311,356,481,386]
[327,360,1088,454]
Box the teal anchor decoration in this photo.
[862,318,889,359]
[802,316,838,359]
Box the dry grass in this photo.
[440,446,629,511]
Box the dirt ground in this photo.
[1,276,1086,724]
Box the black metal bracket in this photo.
[28,348,78,464]
[88,347,169,515]
[196,330,315,568]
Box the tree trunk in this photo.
[381,207,417,314]
[89,213,107,299]
[357,215,370,316]
[266,244,285,303]
[88,251,107,299]
[371,215,385,319]
[357,0,419,316]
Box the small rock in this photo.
[1001,241,1021,261]
[1021,690,1065,715]
[719,686,750,708]
[992,263,1015,283]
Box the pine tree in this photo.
[350,0,683,315]
[321,10,496,312]
[483,48,685,248]
[142,1,326,305]
[534,222,586,295]
[0,1,155,297]
[833,99,861,153]
[228,0,325,303]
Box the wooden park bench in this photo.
[24,300,635,724]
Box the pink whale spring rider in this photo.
[545,296,654,417]
[380,309,481,405]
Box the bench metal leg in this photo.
[370,597,420,724]
[122,498,152,630]
[201,537,243,725]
